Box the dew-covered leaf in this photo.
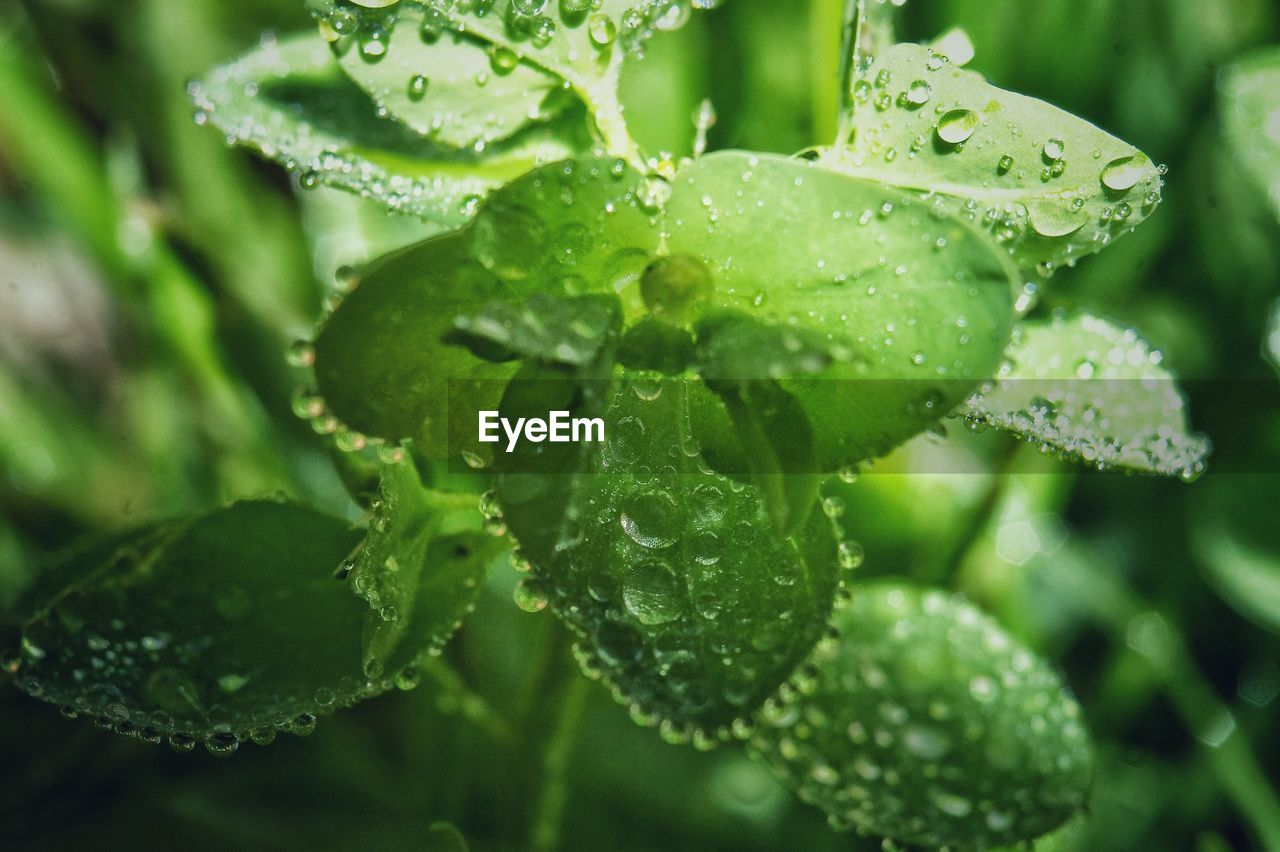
[190,32,585,225]
[12,469,499,747]
[494,370,842,735]
[310,1,715,158]
[15,501,371,745]
[334,2,566,148]
[1220,47,1280,219]
[821,43,1164,275]
[963,312,1210,478]
[465,155,660,285]
[349,461,503,678]
[750,582,1093,848]
[618,317,696,374]
[313,157,658,453]
[664,151,1018,470]
[313,232,518,449]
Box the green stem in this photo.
[837,0,864,122]
[810,0,845,143]
[1154,636,1280,850]
[530,672,589,851]
[419,657,516,745]
[931,438,1023,582]
[515,626,587,851]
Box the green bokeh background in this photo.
[2,0,1279,849]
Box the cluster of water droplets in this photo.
[668,154,1008,387]
[964,312,1210,480]
[468,157,652,277]
[307,0,717,67]
[348,488,487,693]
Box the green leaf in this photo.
[617,317,696,374]
[749,582,1093,848]
[963,312,1211,478]
[664,151,1018,470]
[821,43,1164,275]
[15,501,370,745]
[12,468,498,747]
[495,370,841,735]
[310,1,715,161]
[312,157,659,452]
[1221,47,1280,219]
[314,232,518,450]
[190,32,586,225]
[349,461,503,677]
[334,3,566,148]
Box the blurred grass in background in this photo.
[2,0,1279,848]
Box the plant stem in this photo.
[419,657,516,745]
[810,0,844,142]
[519,626,587,851]
[530,673,589,851]
[931,438,1023,582]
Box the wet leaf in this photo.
[750,582,1093,848]
[821,43,1164,275]
[665,151,1018,470]
[310,1,714,159]
[15,501,369,743]
[12,469,497,746]
[1220,47,1280,219]
[190,32,585,224]
[335,3,565,148]
[690,319,824,531]
[495,370,841,735]
[366,1,703,88]
[964,312,1210,478]
[313,232,518,450]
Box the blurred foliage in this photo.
[1,0,1279,849]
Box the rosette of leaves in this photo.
[12,2,1218,848]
